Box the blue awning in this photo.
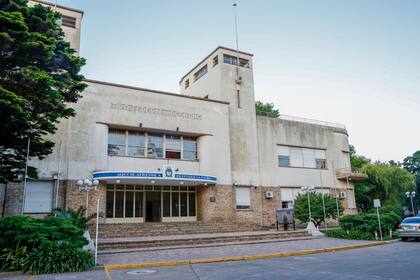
[92,170,217,186]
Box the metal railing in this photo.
[335,167,366,175]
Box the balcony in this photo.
[336,168,368,182]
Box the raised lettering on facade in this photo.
[110,103,202,120]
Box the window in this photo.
[108,129,125,156]
[185,79,190,89]
[315,150,327,169]
[183,137,197,160]
[290,147,303,167]
[278,145,327,169]
[108,129,198,160]
[236,187,250,209]
[342,151,350,170]
[106,185,144,219]
[213,56,218,67]
[281,201,293,209]
[165,135,181,159]
[23,181,53,213]
[61,15,76,28]
[127,132,145,157]
[223,54,250,68]
[147,133,164,158]
[193,65,208,81]
[278,146,290,167]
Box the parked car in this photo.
[398,217,420,241]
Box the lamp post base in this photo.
[306,221,324,237]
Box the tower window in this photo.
[193,65,208,82]
[61,15,77,28]
[223,54,250,68]
[185,79,190,89]
[213,56,219,67]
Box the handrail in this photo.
[335,167,366,175]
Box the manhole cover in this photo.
[127,269,157,275]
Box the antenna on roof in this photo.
[233,1,240,72]
[233,1,242,108]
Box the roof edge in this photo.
[84,79,230,105]
[31,0,84,15]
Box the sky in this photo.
[50,0,419,162]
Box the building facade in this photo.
[0,1,365,227]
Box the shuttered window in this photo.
[290,147,303,167]
[302,148,316,168]
[236,187,250,209]
[24,181,53,213]
[61,15,76,28]
[278,145,327,169]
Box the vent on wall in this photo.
[61,15,76,28]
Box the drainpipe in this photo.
[2,183,7,217]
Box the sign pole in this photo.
[374,199,383,241]
[95,198,99,266]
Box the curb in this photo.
[104,241,386,271]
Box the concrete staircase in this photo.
[91,222,266,239]
[90,222,311,253]
[97,230,311,252]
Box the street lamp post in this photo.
[77,178,99,218]
[406,191,416,216]
[301,186,316,223]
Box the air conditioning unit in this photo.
[339,192,347,199]
[265,191,274,199]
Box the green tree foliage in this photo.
[355,163,415,212]
[349,145,370,170]
[255,101,279,118]
[403,151,420,207]
[0,0,86,183]
[294,193,343,227]
[350,145,415,212]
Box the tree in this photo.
[356,163,415,212]
[255,101,279,118]
[349,145,370,170]
[403,151,420,208]
[0,0,86,183]
[294,193,343,227]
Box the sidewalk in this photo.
[98,237,381,266]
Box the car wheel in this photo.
[401,237,408,241]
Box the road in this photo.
[3,240,419,280]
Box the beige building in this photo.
[1,1,366,228]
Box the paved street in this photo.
[2,240,419,280]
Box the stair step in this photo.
[97,230,310,251]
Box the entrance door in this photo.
[145,192,161,222]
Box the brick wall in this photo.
[65,180,106,218]
[4,183,24,215]
[197,185,282,227]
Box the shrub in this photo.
[325,229,375,240]
[23,241,94,274]
[52,207,96,230]
[0,216,87,252]
[0,243,28,272]
[339,207,403,235]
